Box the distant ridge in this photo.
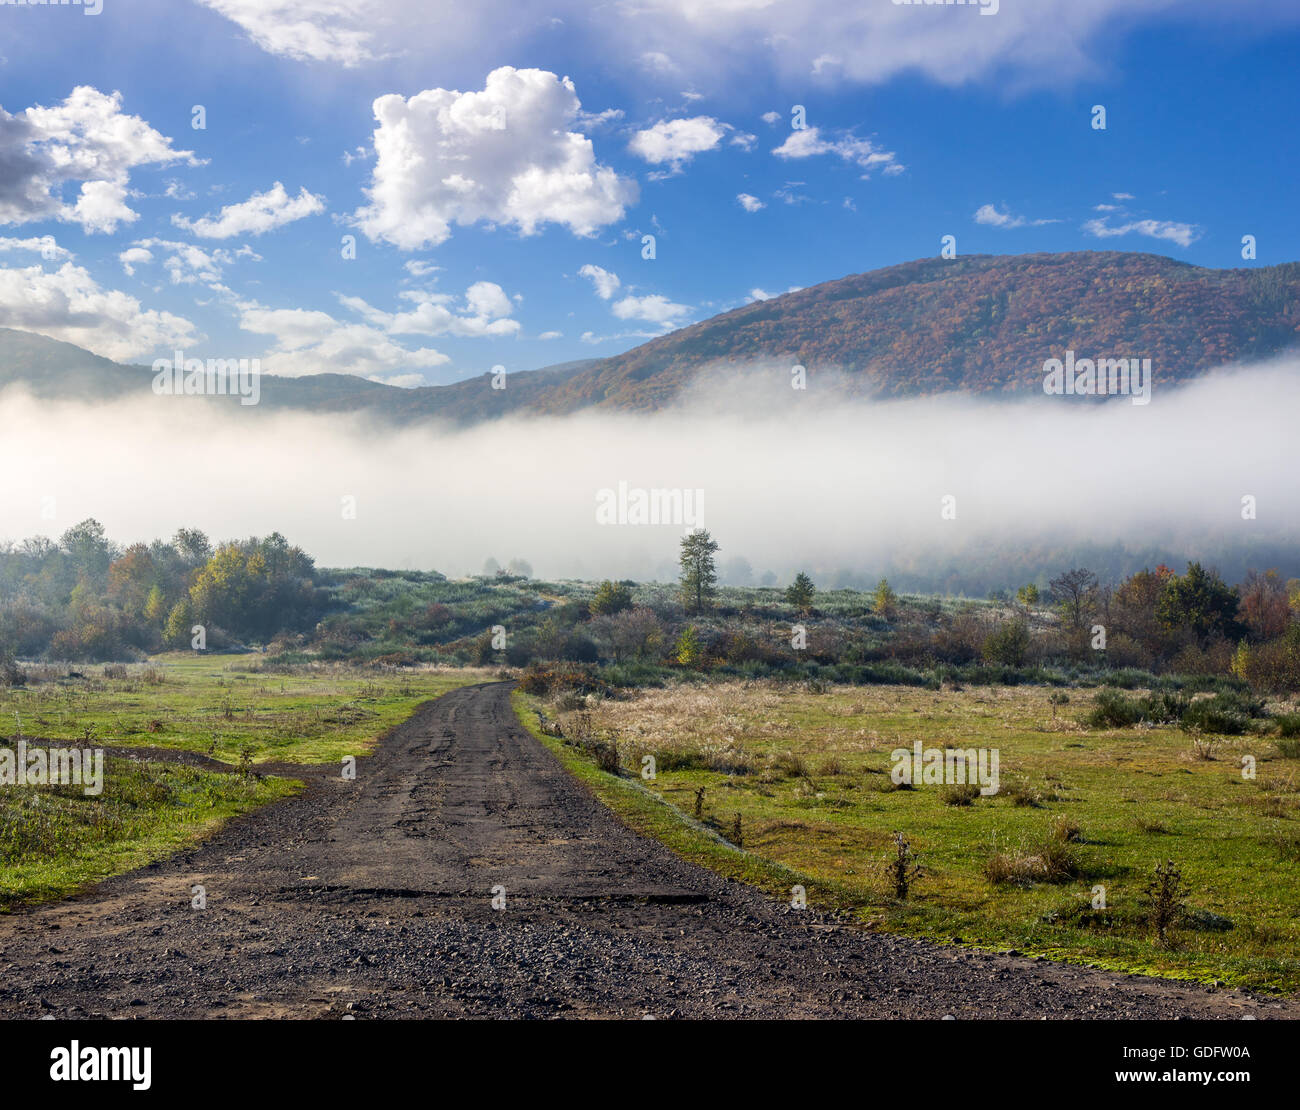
[3,251,1297,423]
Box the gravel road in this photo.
[0,682,1291,1019]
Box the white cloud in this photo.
[628,116,726,169]
[235,300,451,381]
[336,281,520,340]
[117,247,154,276]
[190,2,1300,98]
[0,261,198,360]
[748,285,801,303]
[195,0,378,66]
[0,235,71,260]
[772,127,902,176]
[538,330,563,340]
[1082,215,1201,248]
[973,202,1056,229]
[119,238,259,287]
[355,67,637,251]
[612,293,690,325]
[639,51,679,75]
[403,260,440,278]
[579,263,621,300]
[0,86,198,234]
[737,193,764,212]
[761,111,782,125]
[173,182,325,239]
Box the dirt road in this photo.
[0,682,1290,1019]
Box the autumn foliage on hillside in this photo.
[534,252,1300,413]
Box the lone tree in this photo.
[1049,567,1097,631]
[785,571,816,615]
[679,529,719,615]
[873,577,898,618]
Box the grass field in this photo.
[3,654,492,763]
[0,654,490,909]
[518,681,1300,993]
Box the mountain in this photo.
[3,251,1298,422]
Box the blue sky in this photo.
[1,0,1297,386]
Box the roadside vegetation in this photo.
[0,655,488,909]
[517,680,1300,993]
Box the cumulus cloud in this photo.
[119,238,259,287]
[736,193,764,212]
[172,182,325,239]
[628,116,726,170]
[0,261,198,360]
[337,281,520,339]
[772,127,902,176]
[235,300,450,382]
[0,86,198,234]
[579,263,621,300]
[354,67,637,250]
[611,293,690,326]
[235,281,519,380]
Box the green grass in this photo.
[0,656,489,909]
[518,681,1300,994]
[2,654,490,764]
[0,757,297,910]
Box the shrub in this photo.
[940,783,981,806]
[982,620,1030,666]
[883,831,922,899]
[1145,859,1186,948]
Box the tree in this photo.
[172,527,212,567]
[1156,562,1242,643]
[785,572,816,615]
[1049,567,1097,631]
[481,557,501,577]
[506,558,533,578]
[1238,569,1291,641]
[873,577,898,618]
[675,625,703,667]
[678,529,719,615]
[982,620,1030,666]
[1015,583,1040,609]
[163,599,194,649]
[590,580,633,617]
[60,518,113,585]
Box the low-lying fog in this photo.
[3,359,1297,590]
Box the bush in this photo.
[940,783,981,806]
[0,649,24,688]
[981,621,1030,666]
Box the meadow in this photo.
[518,680,1300,992]
[0,655,490,908]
